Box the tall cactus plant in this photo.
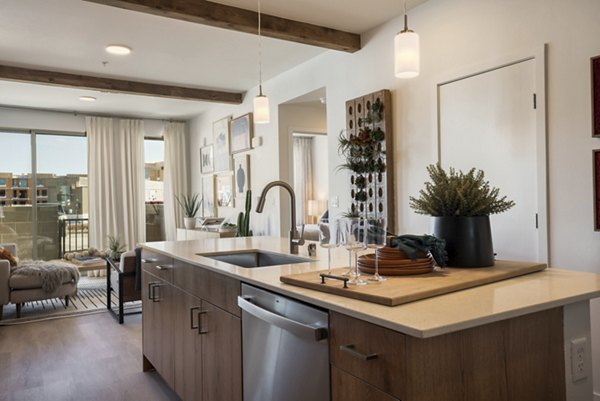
[236,190,253,237]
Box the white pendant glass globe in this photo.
[394,31,420,78]
[253,94,270,124]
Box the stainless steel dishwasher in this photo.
[238,283,330,401]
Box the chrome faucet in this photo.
[256,180,305,254]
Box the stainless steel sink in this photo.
[197,250,313,268]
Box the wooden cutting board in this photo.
[280,260,547,306]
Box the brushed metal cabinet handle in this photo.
[155,264,173,270]
[142,258,158,263]
[151,284,161,303]
[147,283,154,301]
[198,310,208,335]
[190,306,200,330]
[339,344,378,361]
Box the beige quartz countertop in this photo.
[141,236,600,338]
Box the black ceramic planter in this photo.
[431,216,495,267]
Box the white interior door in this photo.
[439,59,542,262]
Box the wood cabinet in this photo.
[142,252,242,401]
[173,288,202,401]
[330,308,566,401]
[201,301,242,401]
[141,270,175,389]
[331,366,400,401]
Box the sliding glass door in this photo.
[0,132,33,259]
[0,130,88,260]
[36,133,88,260]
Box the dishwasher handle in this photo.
[238,296,328,342]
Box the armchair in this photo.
[1,243,77,320]
[0,244,16,318]
[106,248,141,323]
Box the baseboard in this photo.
[594,391,600,401]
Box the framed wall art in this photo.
[200,145,214,174]
[231,113,253,153]
[594,150,600,231]
[216,173,234,208]
[213,116,231,171]
[593,56,600,138]
[202,174,216,217]
[233,154,250,202]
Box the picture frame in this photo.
[230,113,253,153]
[200,145,214,174]
[233,154,250,201]
[593,56,600,138]
[202,174,216,217]
[216,173,234,208]
[594,150,600,231]
[213,116,232,171]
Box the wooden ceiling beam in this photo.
[0,65,243,104]
[82,0,362,53]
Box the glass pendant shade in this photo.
[253,94,270,124]
[394,30,420,78]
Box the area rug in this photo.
[0,276,141,325]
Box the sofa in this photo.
[0,243,78,320]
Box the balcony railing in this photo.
[58,215,89,257]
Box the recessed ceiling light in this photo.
[105,44,132,55]
[79,96,97,102]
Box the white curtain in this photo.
[293,136,314,226]
[87,117,145,251]
[163,122,188,241]
[118,119,146,249]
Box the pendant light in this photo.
[253,0,270,124]
[394,0,420,78]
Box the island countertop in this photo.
[140,236,600,338]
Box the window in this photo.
[144,138,165,241]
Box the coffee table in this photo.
[68,258,106,276]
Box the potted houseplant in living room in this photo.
[176,193,202,230]
[409,164,515,267]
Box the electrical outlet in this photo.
[570,337,588,382]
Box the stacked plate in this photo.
[358,247,434,275]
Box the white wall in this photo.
[188,0,600,393]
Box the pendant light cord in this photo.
[258,0,263,95]
[402,0,411,33]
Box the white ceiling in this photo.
[0,0,426,119]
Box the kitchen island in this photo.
[140,237,600,401]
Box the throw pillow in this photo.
[0,248,18,267]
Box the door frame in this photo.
[435,45,548,264]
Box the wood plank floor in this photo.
[0,312,180,401]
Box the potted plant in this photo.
[409,164,515,267]
[176,193,201,230]
[107,235,126,261]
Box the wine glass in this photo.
[365,217,387,282]
[340,217,367,286]
[318,218,340,274]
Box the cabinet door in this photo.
[173,288,203,401]
[330,312,406,400]
[332,366,400,401]
[141,271,175,388]
[202,301,242,401]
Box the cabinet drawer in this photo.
[173,259,241,317]
[330,312,406,400]
[332,366,400,401]
[142,250,174,282]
